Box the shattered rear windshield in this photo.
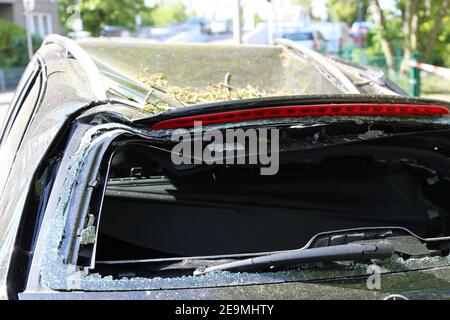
[79,41,348,112]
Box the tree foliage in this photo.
[0,18,24,68]
[148,1,188,27]
[373,0,450,69]
[0,18,41,68]
[58,0,189,35]
[58,0,149,36]
[327,0,370,25]
[327,0,450,69]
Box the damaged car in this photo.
[1,35,450,300]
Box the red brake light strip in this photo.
[150,103,449,130]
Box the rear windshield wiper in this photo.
[194,240,394,275]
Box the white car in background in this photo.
[281,30,327,53]
[204,20,230,34]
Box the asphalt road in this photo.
[0,91,14,125]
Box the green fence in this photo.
[335,49,450,100]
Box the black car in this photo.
[1,35,450,300]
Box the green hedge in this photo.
[0,18,42,68]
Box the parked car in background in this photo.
[1,35,450,300]
[313,22,353,54]
[100,25,130,37]
[350,30,366,48]
[350,21,374,48]
[202,20,231,34]
[281,30,327,53]
[351,21,374,32]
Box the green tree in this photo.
[57,0,74,34]
[327,0,370,25]
[0,18,25,68]
[368,0,450,71]
[58,0,149,36]
[149,2,188,27]
[370,0,397,71]
[0,19,41,68]
[418,0,450,63]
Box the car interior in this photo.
[91,127,450,268]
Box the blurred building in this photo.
[0,0,61,37]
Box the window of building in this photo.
[31,13,52,38]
